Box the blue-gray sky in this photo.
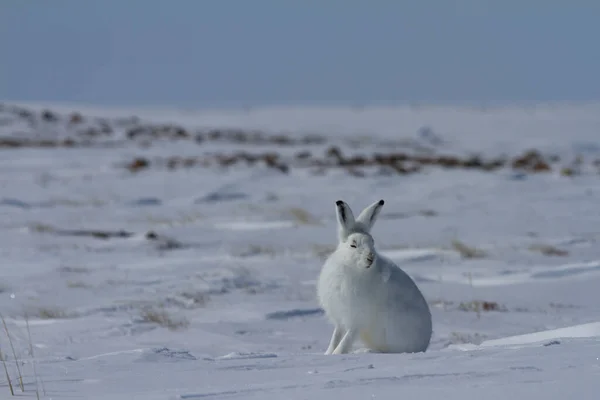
[1,1,599,108]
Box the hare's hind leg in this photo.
[325,326,344,355]
[332,329,358,355]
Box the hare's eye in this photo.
[350,243,357,248]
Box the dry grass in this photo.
[33,307,72,319]
[29,223,54,233]
[4,104,600,179]
[179,291,211,308]
[381,212,409,220]
[141,211,205,228]
[164,290,211,310]
[418,209,438,217]
[288,207,320,225]
[121,146,582,177]
[66,280,92,289]
[528,244,569,257]
[139,308,190,331]
[0,346,14,396]
[57,266,90,274]
[560,167,578,177]
[25,315,42,399]
[428,299,454,311]
[380,209,438,220]
[458,300,507,314]
[30,223,134,240]
[104,278,127,287]
[0,315,24,392]
[116,143,600,179]
[237,244,277,258]
[447,331,487,346]
[144,231,187,251]
[549,302,580,310]
[451,239,487,259]
[219,266,267,295]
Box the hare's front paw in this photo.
[331,329,358,355]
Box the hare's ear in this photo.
[356,199,384,232]
[335,200,355,242]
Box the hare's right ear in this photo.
[355,199,384,232]
[335,200,355,242]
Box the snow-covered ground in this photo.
[1,102,600,399]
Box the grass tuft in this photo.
[57,266,90,274]
[237,244,277,258]
[288,207,320,225]
[66,280,92,289]
[35,307,72,319]
[178,291,211,308]
[0,315,23,392]
[25,314,42,399]
[528,244,569,257]
[0,346,14,396]
[447,331,487,346]
[139,308,190,331]
[458,300,507,313]
[451,239,487,259]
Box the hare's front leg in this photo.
[332,329,358,355]
[325,326,344,355]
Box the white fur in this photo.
[317,199,432,355]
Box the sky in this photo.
[1,1,599,108]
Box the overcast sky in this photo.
[1,1,599,108]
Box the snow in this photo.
[463,322,600,349]
[1,102,600,399]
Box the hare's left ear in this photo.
[335,200,355,242]
[356,199,384,232]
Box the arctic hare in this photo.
[317,199,432,355]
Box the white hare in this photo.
[317,199,432,355]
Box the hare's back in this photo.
[379,257,430,311]
[377,259,432,351]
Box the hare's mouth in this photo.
[366,257,374,268]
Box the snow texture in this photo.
[1,102,600,399]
